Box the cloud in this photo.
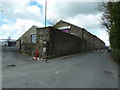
[97,30,109,46]
[2,0,44,23]
[65,13,102,30]
[0,0,44,40]
[36,1,101,19]
[0,18,44,39]
[45,2,101,19]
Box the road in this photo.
[2,46,118,88]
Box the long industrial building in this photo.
[53,20,105,51]
[16,20,106,59]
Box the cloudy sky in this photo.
[0,0,109,46]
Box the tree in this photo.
[98,1,120,62]
[98,2,112,33]
[47,17,58,26]
[107,2,120,49]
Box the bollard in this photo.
[35,49,39,60]
[106,50,107,53]
[102,50,103,53]
[98,50,99,53]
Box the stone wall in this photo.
[16,25,38,48]
[36,26,105,59]
[21,42,36,55]
[46,27,86,58]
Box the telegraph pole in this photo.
[0,1,3,27]
[45,0,47,27]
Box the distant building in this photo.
[16,25,39,52]
[53,20,106,51]
[8,40,16,46]
[0,40,16,46]
[17,20,106,59]
[0,40,8,46]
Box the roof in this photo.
[54,20,105,44]
[17,25,39,41]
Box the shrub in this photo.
[111,49,120,64]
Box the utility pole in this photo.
[0,0,4,44]
[45,0,47,27]
[0,10,3,26]
[0,0,3,27]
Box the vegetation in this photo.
[98,1,120,63]
[48,17,58,26]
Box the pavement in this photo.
[2,46,118,88]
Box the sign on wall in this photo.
[43,47,46,52]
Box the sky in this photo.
[0,0,110,46]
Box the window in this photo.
[31,34,36,43]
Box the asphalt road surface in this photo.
[2,46,118,88]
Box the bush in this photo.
[111,49,120,64]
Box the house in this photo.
[17,26,86,58]
[8,40,16,46]
[0,39,16,46]
[53,20,106,50]
[0,40,8,46]
[17,20,106,59]
[16,25,39,54]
